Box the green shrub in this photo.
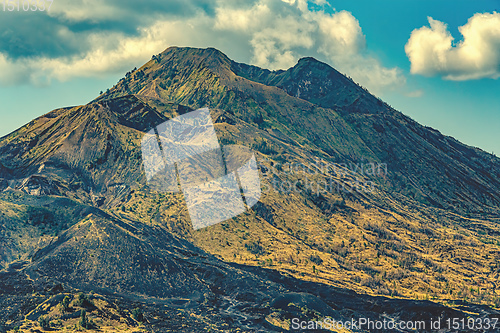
[25,207,54,226]
[309,254,323,265]
[79,310,87,328]
[79,309,93,329]
[77,292,93,307]
[251,140,279,155]
[61,295,71,311]
[38,316,50,330]
[245,240,265,256]
[131,307,144,322]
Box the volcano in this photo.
[1,46,499,332]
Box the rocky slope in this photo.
[1,46,500,332]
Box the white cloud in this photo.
[214,3,271,31]
[311,9,405,90]
[0,0,405,93]
[0,16,216,86]
[0,53,31,85]
[0,32,160,86]
[214,0,405,91]
[333,54,406,91]
[405,89,424,98]
[48,0,126,22]
[249,15,316,69]
[316,10,365,56]
[405,12,500,80]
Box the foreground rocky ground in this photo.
[2,260,500,332]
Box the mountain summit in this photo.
[100,46,500,214]
[1,46,500,331]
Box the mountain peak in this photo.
[231,52,370,111]
[159,46,231,66]
[297,56,322,64]
[161,45,224,55]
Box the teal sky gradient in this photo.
[328,0,499,154]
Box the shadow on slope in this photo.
[1,211,496,332]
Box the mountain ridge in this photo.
[1,46,500,332]
[99,46,500,215]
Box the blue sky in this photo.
[0,0,499,155]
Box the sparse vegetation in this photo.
[38,316,50,330]
[245,240,265,256]
[61,295,71,311]
[24,206,54,226]
[76,292,93,308]
[308,254,323,265]
[79,309,94,329]
[251,139,281,155]
[131,307,144,322]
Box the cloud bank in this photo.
[405,12,500,80]
[0,0,405,93]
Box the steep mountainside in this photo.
[1,46,500,332]
[101,46,500,216]
[232,57,500,215]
